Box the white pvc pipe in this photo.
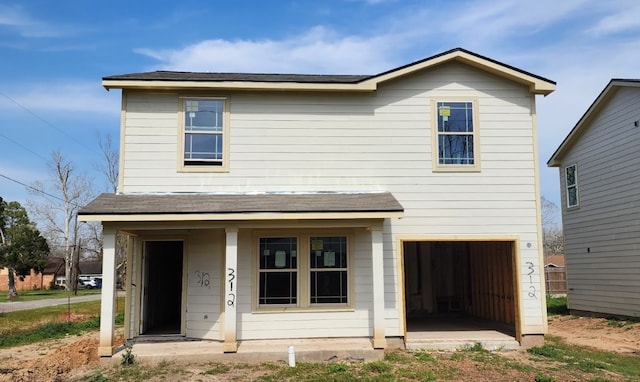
[288,346,296,367]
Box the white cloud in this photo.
[587,2,640,36]
[0,4,76,38]
[135,26,400,74]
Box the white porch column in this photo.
[370,225,386,349]
[223,227,238,352]
[99,227,117,357]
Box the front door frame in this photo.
[138,237,188,336]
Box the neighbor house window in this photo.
[434,101,478,169]
[180,98,229,171]
[259,237,298,305]
[257,233,351,309]
[565,164,579,208]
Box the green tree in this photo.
[0,198,50,298]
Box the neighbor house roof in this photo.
[102,48,555,95]
[79,261,102,275]
[547,79,640,167]
[78,192,404,222]
[544,255,566,268]
[43,257,65,275]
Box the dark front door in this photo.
[141,240,183,335]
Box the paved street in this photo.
[0,292,122,313]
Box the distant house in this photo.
[53,260,104,288]
[548,79,640,318]
[79,261,103,282]
[79,47,556,357]
[0,257,64,291]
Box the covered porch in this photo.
[78,192,403,357]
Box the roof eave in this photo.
[103,49,555,95]
[78,210,404,222]
[546,80,640,166]
[102,79,377,92]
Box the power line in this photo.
[0,132,49,162]
[0,89,93,154]
[0,173,84,208]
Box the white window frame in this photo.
[432,99,480,172]
[565,164,579,208]
[253,231,353,312]
[178,97,230,172]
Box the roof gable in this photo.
[103,48,555,95]
[547,79,640,166]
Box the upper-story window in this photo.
[565,164,579,208]
[180,98,229,171]
[434,100,479,171]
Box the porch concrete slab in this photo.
[405,317,520,351]
[106,337,383,365]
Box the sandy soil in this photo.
[547,314,640,354]
[0,316,637,381]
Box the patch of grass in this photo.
[413,351,436,362]
[534,374,555,382]
[0,317,100,348]
[528,344,563,359]
[0,297,125,335]
[546,296,568,315]
[362,360,393,374]
[202,363,230,375]
[383,350,411,363]
[85,370,109,382]
[0,289,101,303]
[529,336,640,379]
[108,360,186,382]
[0,297,125,348]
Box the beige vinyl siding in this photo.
[121,62,546,334]
[185,230,223,339]
[559,87,640,317]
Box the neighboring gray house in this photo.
[80,48,556,357]
[548,79,640,318]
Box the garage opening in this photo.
[403,241,517,347]
[141,240,183,335]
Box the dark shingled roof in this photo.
[79,192,404,216]
[103,71,370,84]
[43,257,65,275]
[79,261,102,275]
[102,48,555,86]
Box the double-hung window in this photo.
[310,236,348,304]
[565,164,579,208]
[259,237,298,305]
[257,234,350,309]
[434,101,478,169]
[181,98,229,171]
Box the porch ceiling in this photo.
[78,192,404,222]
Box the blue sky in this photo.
[1,0,639,212]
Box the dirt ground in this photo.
[0,316,638,382]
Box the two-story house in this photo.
[79,48,555,357]
[548,79,640,319]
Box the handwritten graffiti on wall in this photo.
[226,268,236,307]
[195,270,211,289]
[525,261,537,299]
